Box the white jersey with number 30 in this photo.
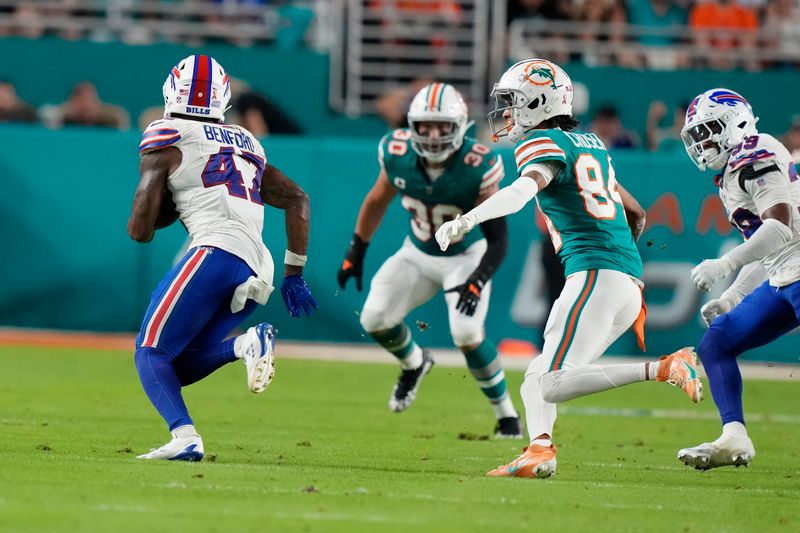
[719,133,800,286]
[139,117,272,280]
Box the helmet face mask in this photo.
[163,55,231,122]
[487,59,573,143]
[407,83,468,164]
[681,88,758,171]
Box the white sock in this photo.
[531,438,552,448]
[540,363,647,404]
[400,345,423,370]
[722,421,748,438]
[233,334,246,359]
[172,424,198,438]
[521,362,558,443]
[492,395,518,419]
[646,361,659,381]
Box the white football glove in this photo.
[691,256,736,291]
[700,297,735,327]
[435,214,475,251]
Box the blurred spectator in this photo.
[628,0,688,69]
[781,117,800,161]
[374,78,432,128]
[507,0,576,23]
[43,82,129,130]
[646,99,688,152]
[764,0,800,66]
[228,78,302,136]
[0,81,37,123]
[689,0,759,70]
[579,0,642,68]
[590,105,639,149]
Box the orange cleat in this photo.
[658,347,703,403]
[486,444,557,478]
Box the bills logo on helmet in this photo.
[687,96,700,119]
[709,90,750,108]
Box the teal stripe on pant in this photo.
[370,323,414,360]
[464,339,508,401]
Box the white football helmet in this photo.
[407,83,468,163]
[163,54,231,122]
[488,59,573,143]
[681,88,758,171]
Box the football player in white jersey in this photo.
[128,55,318,461]
[677,88,800,469]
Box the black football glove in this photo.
[446,271,488,316]
[337,233,368,291]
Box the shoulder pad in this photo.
[514,130,567,172]
[728,135,779,173]
[379,128,413,168]
[140,120,182,155]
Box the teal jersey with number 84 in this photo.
[514,128,642,278]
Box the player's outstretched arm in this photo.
[700,262,767,326]
[128,147,182,243]
[446,187,508,315]
[616,182,646,242]
[435,171,548,251]
[338,170,397,291]
[260,164,318,317]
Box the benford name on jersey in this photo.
[203,124,257,152]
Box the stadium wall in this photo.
[1,124,797,362]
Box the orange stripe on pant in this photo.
[550,270,597,371]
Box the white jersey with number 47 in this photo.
[719,132,800,287]
[139,117,272,280]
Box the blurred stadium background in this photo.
[1,0,799,363]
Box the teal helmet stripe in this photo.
[436,83,447,112]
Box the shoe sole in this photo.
[678,452,752,470]
[169,450,204,462]
[388,357,434,412]
[249,325,276,394]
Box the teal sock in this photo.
[463,339,517,418]
[370,324,423,369]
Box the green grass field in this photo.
[2,346,799,533]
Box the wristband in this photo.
[285,250,307,267]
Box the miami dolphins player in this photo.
[436,59,703,478]
[337,82,523,438]
[675,89,800,470]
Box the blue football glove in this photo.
[280,274,318,318]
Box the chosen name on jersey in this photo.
[203,124,257,152]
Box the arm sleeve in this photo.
[721,262,767,306]
[471,217,508,283]
[724,218,794,268]
[139,121,182,155]
[462,176,539,227]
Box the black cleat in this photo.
[494,416,524,439]
[388,349,434,412]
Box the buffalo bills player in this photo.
[678,88,800,469]
[128,55,317,461]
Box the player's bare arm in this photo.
[128,146,182,243]
[616,182,646,242]
[355,169,397,241]
[338,169,397,290]
[259,164,310,276]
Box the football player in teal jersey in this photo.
[437,60,703,477]
[337,83,522,438]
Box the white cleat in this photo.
[239,322,277,393]
[137,433,204,462]
[678,432,755,470]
